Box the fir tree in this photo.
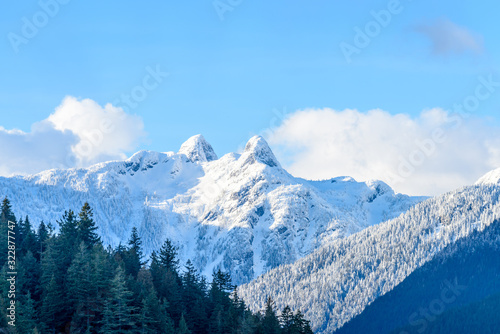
[0,197,16,264]
[159,239,180,272]
[40,274,65,332]
[1,201,315,334]
[57,209,79,271]
[67,243,94,333]
[178,314,192,334]
[77,202,100,248]
[182,260,207,333]
[261,297,280,334]
[37,221,50,259]
[23,216,38,256]
[125,227,144,278]
[17,291,39,333]
[100,266,138,333]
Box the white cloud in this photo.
[48,96,146,166]
[267,108,500,196]
[0,96,146,176]
[415,18,483,56]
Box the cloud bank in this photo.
[267,108,500,196]
[415,18,483,56]
[0,97,145,176]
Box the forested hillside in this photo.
[239,184,500,333]
[0,197,312,334]
[335,218,500,333]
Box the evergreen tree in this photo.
[37,221,50,260]
[40,274,65,332]
[17,291,39,333]
[124,227,144,278]
[57,209,79,271]
[40,241,66,332]
[178,314,192,334]
[19,215,37,256]
[67,243,94,333]
[0,197,16,264]
[292,310,313,334]
[1,201,315,334]
[182,260,207,333]
[100,266,138,333]
[261,297,281,334]
[281,305,295,333]
[17,250,41,304]
[149,250,182,325]
[159,239,180,272]
[77,202,100,248]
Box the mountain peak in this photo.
[475,167,500,186]
[178,134,218,162]
[241,136,280,167]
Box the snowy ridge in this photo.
[238,183,500,332]
[475,167,500,186]
[0,135,424,284]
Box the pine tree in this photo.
[0,197,16,223]
[100,266,138,333]
[292,310,313,334]
[40,274,65,332]
[261,297,280,334]
[17,250,41,304]
[67,243,94,333]
[124,227,144,278]
[178,314,192,334]
[139,286,175,333]
[77,202,100,248]
[159,239,180,272]
[0,197,16,264]
[182,260,207,333]
[19,215,37,256]
[17,291,39,333]
[57,209,79,271]
[281,305,295,333]
[37,221,50,260]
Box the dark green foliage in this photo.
[0,199,313,333]
[77,202,100,248]
[124,227,144,278]
[159,238,180,272]
[0,197,16,265]
[260,297,281,334]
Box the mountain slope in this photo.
[238,183,500,331]
[0,135,423,284]
[335,218,500,333]
[394,291,500,334]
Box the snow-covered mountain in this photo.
[335,217,500,333]
[0,135,423,284]
[475,166,500,186]
[239,177,500,332]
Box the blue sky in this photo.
[1,0,500,195]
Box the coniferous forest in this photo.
[0,197,313,334]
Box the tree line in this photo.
[0,197,313,333]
